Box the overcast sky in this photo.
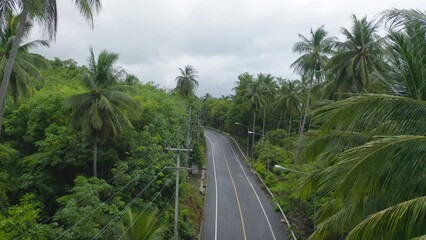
[30,0,424,97]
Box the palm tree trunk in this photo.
[288,115,292,137]
[93,135,98,177]
[262,107,266,136]
[308,112,315,130]
[276,112,283,129]
[294,89,311,166]
[0,6,28,135]
[252,112,256,159]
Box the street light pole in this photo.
[273,165,309,175]
[235,122,249,159]
[248,130,262,160]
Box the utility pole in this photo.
[185,107,192,167]
[165,147,192,240]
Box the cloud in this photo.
[30,0,425,97]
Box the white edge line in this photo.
[217,133,277,240]
[204,132,218,240]
[216,128,297,240]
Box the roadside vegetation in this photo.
[201,9,426,240]
[0,3,206,239]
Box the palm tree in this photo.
[291,26,335,165]
[63,48,137,177]
[275,80,302,136]
[301,9,426,239]
[175,65,199,97]
[121,209,164,240]
[245,79,264,158]
[257,73,277,136]
[0,0,102,135]
[328,15,385,93]
[0,10,49,106]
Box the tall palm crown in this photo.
[0,10,49,105]
[329,15,385,93]
[175,65,199,97]
[275,80,302,117]
[63,48,137,177]
[258,73,277,99]
[258,73,277,135]
[291,26,335,84]
[302,9,426,240]
[275,80,302,135]
[245,79,264,113]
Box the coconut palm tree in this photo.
[63,48,137,177]
[121,209,164,240]
[0,10,49,106]
[257,73,277,136]
[175,65,199,97]
[328,15,385,93]
[291,26,335,165]
[0,0,102,135]
[275,80,302,136]
[301,9,426,239]
[245,79,264,158]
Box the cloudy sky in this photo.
[30,0,424,97]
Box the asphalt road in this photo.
[202,129,288,240]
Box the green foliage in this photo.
[0,51,192,239]
[0,194,58,239]
[54,176,125,239]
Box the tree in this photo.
[257,73,277,136]
[0,10,49,106]
[291,26,335,165]
[121,208,164,240]
[328,15,385,93]
[0,0,102,135]
[275,80,302,136]
[245,79,264,158]
[301,9,426,239]
[63,48,137,177]
[175,65,199,97]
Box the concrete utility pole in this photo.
[166,147,192,240]
[185,106,192,167]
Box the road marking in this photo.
[221,148,248,240]
[204,133,218,240]
[219,133,277,240]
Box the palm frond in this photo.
[304,130,369,162]
[382,9,426,31]
[346,196,426,240]
[71,0,102,28]
[304,135,426,239]
[315,94,426,135]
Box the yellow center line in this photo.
[221,148,248,240]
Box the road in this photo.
[202,129,288,240]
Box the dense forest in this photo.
[0,2,206,239]
[201,9,426,240]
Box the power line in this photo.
[91,160,176,239]
[143,191,176,240]
[14,148,161,240]
[55,158,174,239]
[118,172,176,240]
